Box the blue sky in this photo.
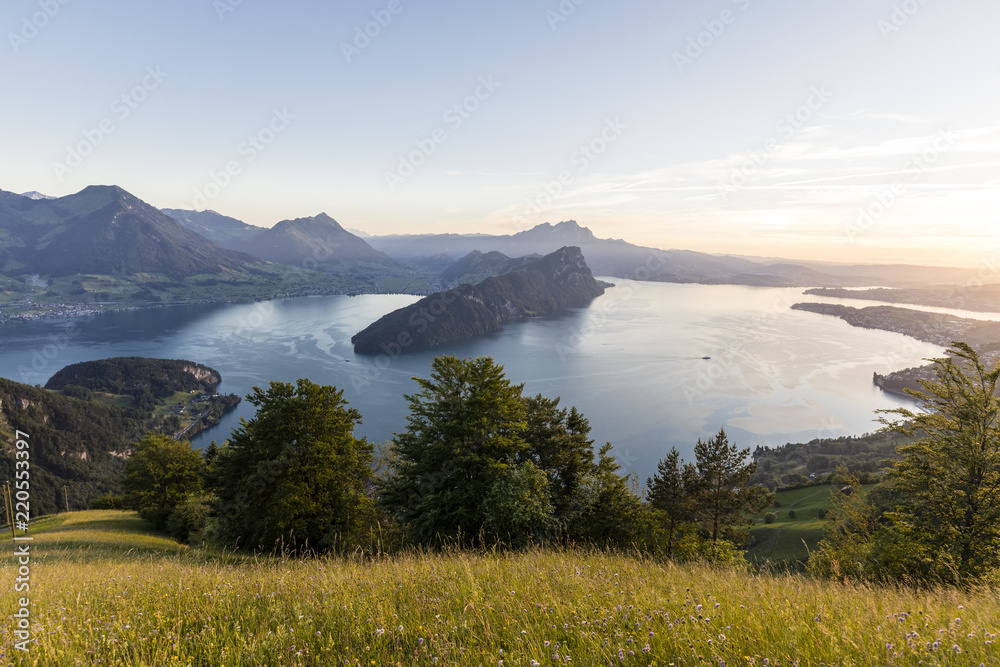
[2,0,998,266]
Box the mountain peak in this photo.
[20,191,54,200]
[242,212,392,266]
[61,185,148,217]
[517,220,596,242]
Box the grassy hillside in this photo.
[746,483,877,567]
[4,511,1000,665]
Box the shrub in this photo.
[166,494,214,544]
[90,494,128,510]
[764,512,777,524]
[788,509,796,519]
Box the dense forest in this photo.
[45,357,223,409]
[0,378,145,514]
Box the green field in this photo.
[4,511,1000,665]
[746,483,876,567]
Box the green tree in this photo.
[380,356,530,544]
[647,447,697,557]
[878,342,1000,583]
[565,442,648,548]
[121,433,205,530]
[808,472,882,582]
[692,428,771,545]
[210,379,375,553]
[482,461,555,546]
[520,394,595,525]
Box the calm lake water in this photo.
[0,281,957,480]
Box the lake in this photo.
[0,281,956,480]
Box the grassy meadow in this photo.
[746,484,877,566]
[3,511,1000,666]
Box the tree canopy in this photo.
[647,429,770,561]
[379,355,532,545]
[877,342,1000,583]
[379,356,646,548]
[121,433,205,530]
[210,379,375,553]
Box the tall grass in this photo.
[3,511,999,665]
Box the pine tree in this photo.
[647,447,697,557]
[520,394,595,521]
[692,428,771,545]
[379,355,531,544]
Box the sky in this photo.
[2,0,998,266]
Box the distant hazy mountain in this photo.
[162,208,263,248]
[239,213,401,269]
[0,185,255,277]
[352,246,606,354]
[367,220,851,287]
[368,221,981,288]
[20,191,55,200]
[440,250,541,286]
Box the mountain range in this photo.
[162,209,401,271]
[0,185,981,304]
[0,185,254,278]
[362,221,971,288]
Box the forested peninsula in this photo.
[352,246,607,354]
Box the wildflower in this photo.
[954,645,961,653]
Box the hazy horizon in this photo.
[3,0,997,267]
